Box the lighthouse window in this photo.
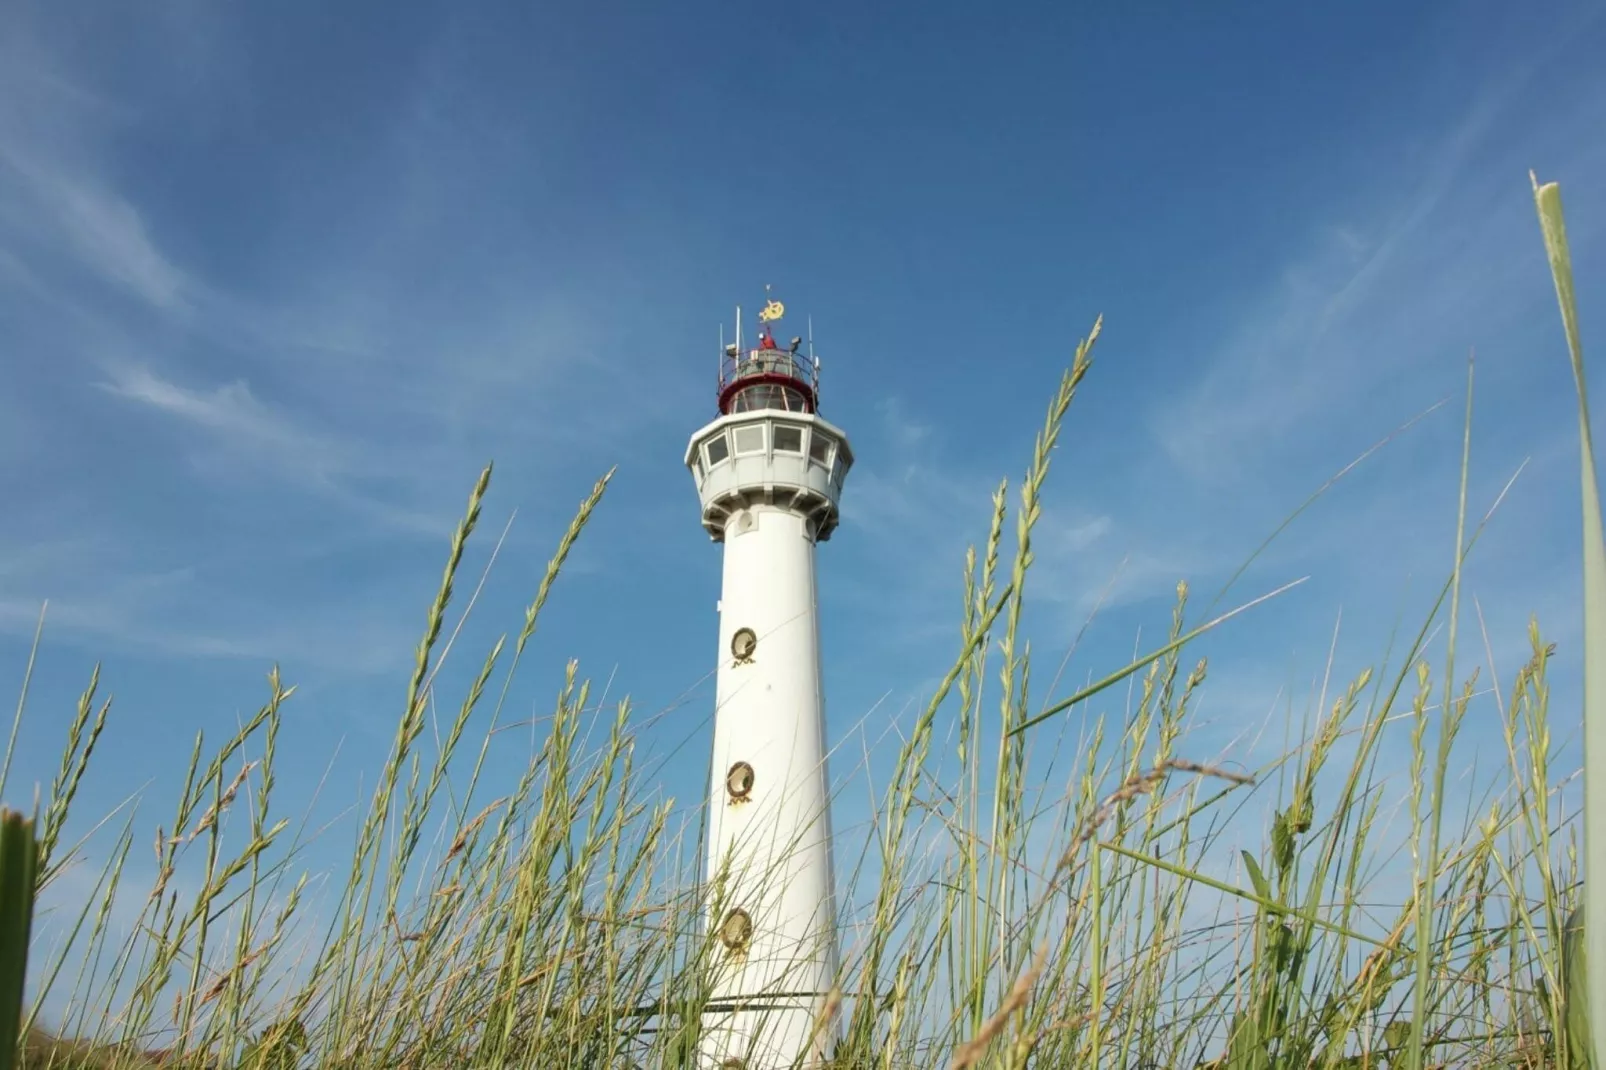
[733,425,766,455]
[808,433,834,467]
[704,434,730,466]
[772,424,804,453]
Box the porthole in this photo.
[731,627,757,661]
[719,908,753,951]
[726,761,754,802]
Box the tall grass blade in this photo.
[1406,359,1475,1070]
[1532,171,1602,1069]
[0,809,38,1070]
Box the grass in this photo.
[1,809,39,1070]
[1532,172,1599,1070]
[0,178,1597,1069]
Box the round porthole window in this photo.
[719,908,753,951]
[731,627,758,661]
[726,761,755,801]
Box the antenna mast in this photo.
[809,316,820,397]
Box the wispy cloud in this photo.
[0,19,189,314]
[0,550,424,673]
[1146,65,1606,494]
[873,396,932,452]
[6,161,188,310]
[99,367,304,449]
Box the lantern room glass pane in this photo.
[773,425,804,453]
[728,384,810,413]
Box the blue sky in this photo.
[4,0,1606,1017]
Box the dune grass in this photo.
[1,808,39,1070]
[1,183,1598,1068]
[1531,172,1599,1070]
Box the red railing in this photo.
[717,349,820,414]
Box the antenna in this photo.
[736,305,742,353]
[719,323,725,380]
[809,316,820,405]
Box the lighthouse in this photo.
[685,295,853,1069]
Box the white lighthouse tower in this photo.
[685,295,852,1069]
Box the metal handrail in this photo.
[719,349,818,394]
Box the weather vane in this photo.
[760,283,785,324]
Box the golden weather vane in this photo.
[759,283,785,323]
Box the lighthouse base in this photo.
[698,987,838,1069]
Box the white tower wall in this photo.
[706,506,837,1066]
[687,401,853,1070]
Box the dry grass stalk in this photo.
[947,944,1049,1070]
